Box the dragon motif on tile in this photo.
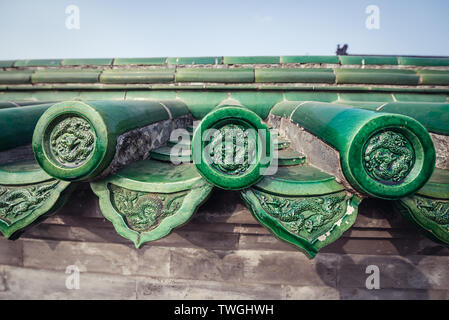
[50,116,95,167]
[363,130,414,184]
[253,190,349,237]
[414,196,449,228]
[207,124,256,175]
[109,184,187,232]
[0,181,60,225]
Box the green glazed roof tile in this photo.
[276,148,306,166]
[61,58,113,66]
[335,69,420,85]
[223,56,280,64]
[339,92,395,102]
[284,92,339,102]
[100,69,174,83]
[393,93,448,102]
[125,90,177,100]
[399,57,449,66]
[32,70,100,83]
[0,60,15,68]
[255,68,335,83]
[78,91,126,100]
[0,71,33,84]
[176,91,228,119]
[339,56,398,65]
[158,100,190,118]
[175,68,254,83]
[14,59,62,67]
[230,91,284,119]
[417,70,449,86]
[167,57,222,65]
[280,56,339,64]
[113,57,167,65]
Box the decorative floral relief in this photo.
[207,124,256,175]
[50,116,95,167]
[253,190,349,238]
[0,181,60,225]
[109,184,187,233]
[363,131,414,184]
[414,196,449,229]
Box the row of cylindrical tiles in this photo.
[0,99,446,199]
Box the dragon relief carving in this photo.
[414,196,449,229]
[109,184,187,233]
[253,190,350,237]
[363,130,414,184]
[0,181,60,225]
[50,116,95,167]
[207,124,256,175]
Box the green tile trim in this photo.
[0,60,15,68]
[280,56,339,64]
[393,93,448,102]
[339,56,398,65]
[61,58,113,66]
[167,57,222,65]
[0,71,33,84]
[32,70,100,83]
[113,57,167,65]
[255,68,335,83]
[100,69,174,83]
[284,91,338,102]
[175,68,254,83]
[417,70,449,86]
[335,69,420,85]
[14,59,62,67]
[399,57,449,66]
[223,56,280,64]
[339,92,395,102]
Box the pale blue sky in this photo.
[0,0,448,59]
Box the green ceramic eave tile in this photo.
[379,102,449,135]
[78,91,126,100]
[125,90,177,100]
[0,91,35,102]
[90,159,213,247]
[269,101,300,118]
[100,69,174,84]
[241,188,361,258]
[280,56,339,64]
[230,91,283,119]
[150,146,191,163]
[113,57,167,65]
[416,168,449,199]
[167,57,222,65]
[255,68,335,83]
[417,70,449,85]
[399,57,449,66]
[0,159,52,185]
[176,91,228,119]
[31,90,81,101]
[275,137,290,150]
[14,59,62,67]
[339,56,398,65]
[335,69,420,85]
[333,100,384,111]
[284,91,339,102]
[287,101,436,199]
[175,68,254,83]
[276,149,305,166]
[61,58,113,66]
[0,60,15,68]
[158,100,190,118]
[0,71,33,84]
[0,178,74,239]
[393,93,448,102]
[223,56,280,64]
[253,164,344,196]
[339,92,394,102]
[32,70,100,83]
